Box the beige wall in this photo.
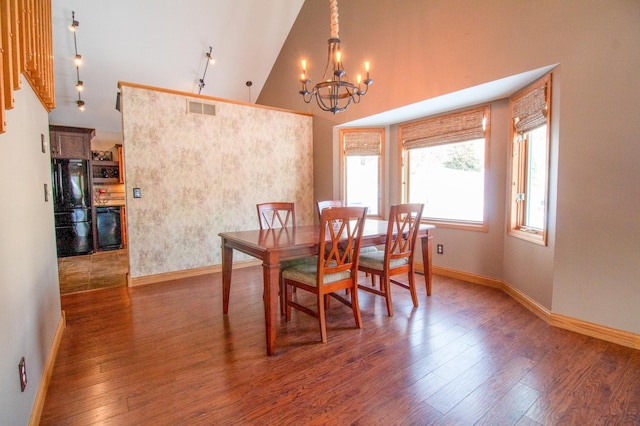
[120,84,314,278]
[258,1,640,334]
[0,81,62,424]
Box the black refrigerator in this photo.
[52,159,93,257]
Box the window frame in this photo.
[339,128,385,219]
[399,105,491,231]
[508,73,552,245]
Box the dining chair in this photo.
[256,202,315,313]
[316,199,343,222]
[257,202,296,229]
[317,199,376,286]
[357,203,424,317]
[282,206,367,343]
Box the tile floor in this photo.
[57,249,129,294]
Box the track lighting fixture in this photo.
[70,11,85,111]
[69,11,79,31]
[198,46,215,94]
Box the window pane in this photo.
[408,139,484,222]
[525,125,547,230]
[345,156,379,215]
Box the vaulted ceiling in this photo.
[48,0,305,132]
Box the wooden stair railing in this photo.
[1,0,55,134]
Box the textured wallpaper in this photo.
[120,85,313,279]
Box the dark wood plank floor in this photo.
[41,267,640,425]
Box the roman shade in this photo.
[343,130,382,156]
[401,106,488,150]
[511,76,550,134]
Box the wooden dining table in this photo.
[219,220,435,355]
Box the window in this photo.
[400,106,490,230]
[340,128,384,217]
[508,74,551,245]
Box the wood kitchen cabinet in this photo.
[121,206,127,246]
[91,145,123,184]
[49,126,95,159]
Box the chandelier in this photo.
[298,0,372,114]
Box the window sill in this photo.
[508,228,547,246]
[423,218,488,232]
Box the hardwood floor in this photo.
[57,249,129,294]
[41,267,640,425]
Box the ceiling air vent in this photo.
[187,100,216,116]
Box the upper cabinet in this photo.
[50,126,95,159]
[91,145,124,184]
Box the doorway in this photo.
[57,249,129,294]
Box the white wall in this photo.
[0,81,62,424]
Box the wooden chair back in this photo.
[384,203,424,267]
[256,202,296,229]
[316,199,344,222]
[318,206,367,280]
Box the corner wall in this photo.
[259,0,640,334]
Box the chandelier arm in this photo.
[298,0,371,114]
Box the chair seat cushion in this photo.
[280,256,317,270]
[358,250,409,270]
[360,246,378,254]
[282,262,351,287]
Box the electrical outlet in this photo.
[18,357,27,392]
[437,244,444,254]
[133,188,141,198]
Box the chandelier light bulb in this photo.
[76,81,84,91]
[74,54,82,66]
[77,100,85,111]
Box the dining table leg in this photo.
[263,254,280,356]
[420,229,434,296]
[222,239,233,314]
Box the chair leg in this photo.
[408,269,418,307]
[318,292,328,343]
[285,281,292,321]
[351,285,362,328]
[279,275,286,316]
[382,276,394,317]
